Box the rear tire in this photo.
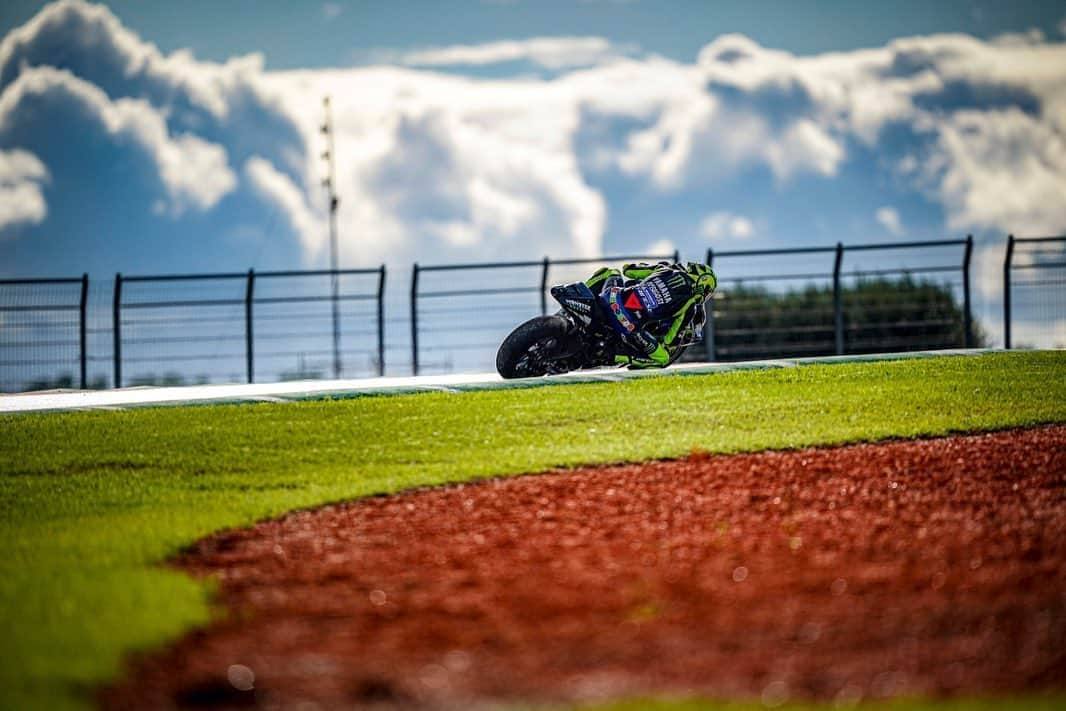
[496,315,574,379]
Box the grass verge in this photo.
[1,351,1064,710]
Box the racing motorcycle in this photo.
[495,281,704,379]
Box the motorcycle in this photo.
[495,281,704,379]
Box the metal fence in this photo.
[0,275,88,391]
[1004,234,1066,350]
[6,235,1066,392]
[410,252,677,375]
[703,238,975,361]
[112,267,385,388]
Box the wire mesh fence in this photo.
[1004,235,1066,350]
[113,268,385,388]
[116,272,247,388]
[703,246,837,361]
[254,268,385,382]
[3,235,1061,392]
[0,276,88,392]
[703,239,976,361]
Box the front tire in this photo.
[496,315,574,379]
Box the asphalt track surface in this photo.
[0,348,997,414]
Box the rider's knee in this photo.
[647,343,670,365]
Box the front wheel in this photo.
[496,315,577,379]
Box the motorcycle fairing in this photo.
[550,282,598,326]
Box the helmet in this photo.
[686,262,717,294]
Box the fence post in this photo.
[540,257,550,315]
[112,272,122,389]
[1003,234,1014,349]
[962,235,974,348]
[377,265,386,377]
[79,273,88,389]
[410,263,420,375]
[704,248,715,361]
[245,269,255,384]
[833,242,844,355]
[331,267,341,380]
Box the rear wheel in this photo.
[496,315,576,379]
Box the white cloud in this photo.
[0,0,270,119]
[875,206,904,235]
[974,241,1006,300]
[0,148,49,232]
[0,66,237,213]
[930,108,1066,235]
[266,67,608,265]
[687,30,1066,230]
[321,3,342,20]
[700,211,755,241]
[394,36,626,70]
[245,157,326,256]
[765,119,845,180]
[3,0,1066,274]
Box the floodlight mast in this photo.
[321,95,341,379]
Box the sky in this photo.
[2,0,1065,70]
[0,0,1064,382]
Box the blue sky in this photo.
[0,0,1064,380]
[2,0,1064,69]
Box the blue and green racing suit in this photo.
[585,261,717,369]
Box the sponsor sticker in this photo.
[565,299,590,313]
[636,285,660,309]
[643,278,673,306]
[607,288,635,331]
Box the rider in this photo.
[585,261,716,369]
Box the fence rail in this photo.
[704,237,974,361]
[3,234,1064,392]
[0,274,88,390]
[112,267,385,388]
[1004,234,1066,349]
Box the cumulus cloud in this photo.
[3,0,1066,276]
[931,108,1066,235]
[688,31,1066,232]
[0,148,49,232]
[700,211,755,241]
[0,66,237,213]
[875,206,904,235]
[0,0,270,119]
[267,67,607,265]
[394,36,627,70]
[245,156,325,256]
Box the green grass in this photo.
[1,351,1064,711]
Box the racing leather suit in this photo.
[585,261,715,368]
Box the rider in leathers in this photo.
[585,261,717,369]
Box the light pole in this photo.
[321,96,341,379]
